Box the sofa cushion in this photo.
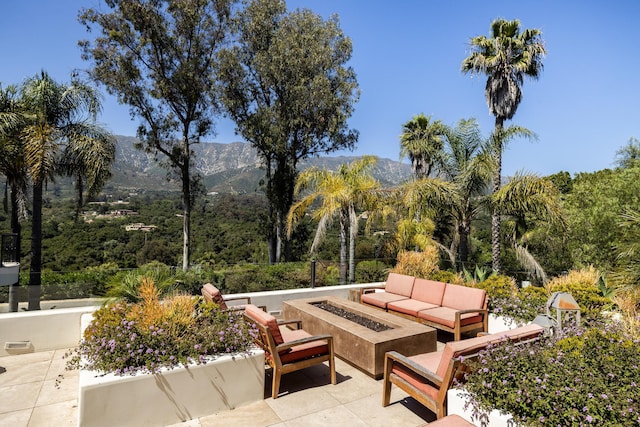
[417,307,483,329]
[279,328,329,364]
[245,304,284,345]
[435,333,501,378]
[384,273,416,297]
[392,361,440,402]
[499,323,544,341]
[361,292,409,309]
[441,284,486,311]
[387,298,439,317]
[202,283,227,309]
[410,278,446,305]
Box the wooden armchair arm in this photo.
[275,334,333,352]
[385,351,443,388]
[361,285,385,295]
[277,319,302,329]
[454,308,488,321]
[223,295,252,304]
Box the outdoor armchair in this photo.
[244,304,337,399]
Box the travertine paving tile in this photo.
[28,400,77,426]
[35,377,77,407]
[283,405,368,427]
[0,408,31,427]
[0,382,41,413]
[266,384,341,421]
[199,400,280,427]
[344,394,434,427]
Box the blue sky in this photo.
[1,1,639,176]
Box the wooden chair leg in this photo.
[272,370,281,399]
[382,357,393,407]
[329,356,336,385]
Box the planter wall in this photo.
[448,389,515,427]
[78,350,265,427]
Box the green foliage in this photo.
[66,280,255,375]
[464,324,640,426]
[217,0,359,262]
[355,260,389,283]
[428,269,464,285]
[476,275,547,324]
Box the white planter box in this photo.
[448,389,516,426]
[488,314,521,334]
[78,350,265,427]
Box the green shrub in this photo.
[464,324,640,426]
[428,269,464,285]
[355,260,389,283]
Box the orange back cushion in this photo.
[441,284,486,311]
[244,304,284,345]
[385,273,415,297]
[410,278,446,305]
[202,283,228,309]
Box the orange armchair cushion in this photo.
[202,283,227,309]
[279,328,330,364]
[245,304,285,345]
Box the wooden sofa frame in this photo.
[382,324,544,419]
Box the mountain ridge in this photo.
[109,135,412,193]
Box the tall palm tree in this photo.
[287,156,380,285]
[440,118,494,267]
[0,84,28,312]
[462,18,545,273]
[20,71,113,310]
[399,113,446,180]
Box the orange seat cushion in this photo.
[387,298,439,317]
[279,328,329,364]
[361,292,408,309]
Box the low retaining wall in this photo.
[0,305,100,356]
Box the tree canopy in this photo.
[217,0,359,263]
[79,0,236,270]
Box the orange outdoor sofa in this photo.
[361,273,488,340]
[383,323,544,419]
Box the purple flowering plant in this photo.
[66,279,256,375]
[462,322,640,426]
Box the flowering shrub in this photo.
[66,278,256,375]
[463,323,640,426]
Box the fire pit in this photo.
[282,296,436,378]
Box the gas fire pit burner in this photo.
[311,302,392,332]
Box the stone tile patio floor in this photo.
[0,343,448,427]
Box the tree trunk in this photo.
[458,220,470,265]
[349,226,356,284]
[491,117,504,274]
[339,208,348,286]
[181,140,191,271]
[28,181,43,311]
[74,173,84,222]
[8,185,21,313]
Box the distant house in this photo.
[125,223,157,232]
[113,209,139,216]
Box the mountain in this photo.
[109,135,412,193]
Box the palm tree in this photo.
[399,113,446,180]
[462,18,545,273]
[0,84,28,312]
[58,131,116,221]
[287,156,380,285]
[492,172,565,283]
[440,118,494,267]
[20,71,113,310]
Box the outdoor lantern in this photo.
[546,291,581,328]
[532,314,557,336]
[0,234,19,286]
